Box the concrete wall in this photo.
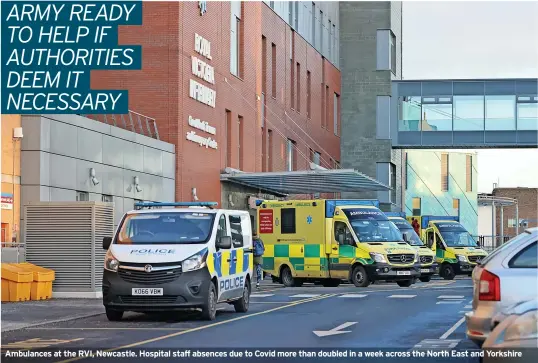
[339,1,403,211]
[20,115,176,232]
[405,150,479,236]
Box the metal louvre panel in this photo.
[24,202,114,293]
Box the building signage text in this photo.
[187,115,218,150]
[190,33,216,108]
[189,115,216,135]
[1,193,13,210]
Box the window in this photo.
[311,2,316,47]
[310,149,321,165]
[76,191,89,201]
[294,1,299,30]
[376,29,396,73]
[102,194,113,202]
[466,154,473,192]
[270,1,274,9]
[230,3,242,77]
[321,82,325,128]
[291,59,295,109]
[453,199,460,217]
[509,242,537,268]
[271,43,276,98]
[325,85,329,130]
[281,208,296,234]
[226,110,232,167]
[334,221,353,246]
[398,96,422,131]
[229,215,244,247]
[422,96,453,131]
[404,152,408,190]
[217,215,228,240]
[334,93,339,135]
[319,10,323,52]
[238,115,244,170]
[486,95,516,131]
[389,163,396,203]
[288,2,293,24]
[508,219,517,228]
[390,31,396,74]
[441,153,449,191]
[286,139,295,171]
[262,36,267,93]
[517,95,538,130]
[328,20,332,60]
[307,71,311,119]
[412,198,421,216]
[268,129,273,171]
[260,93,265,127]
[333,23,336,64]
[296,62,301,112]
[453,96,484,131]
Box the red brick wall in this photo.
[493,188,538,236]
[91,1,341,204]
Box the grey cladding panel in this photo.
[485,81,516,95]
[162,152,175,179]
[123,142,144,173]
[49,120,78,157]
[100,164,124,197]
[49,187,76,201]
[143,146,163,176]
[376,96,391,139]
[102,135,125,168]
[453,82,484,95]
[75,160,103,194]
[421,81,452,96]
[50,154,77,190]
[77,128,103,163]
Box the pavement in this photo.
[1,277,481,362]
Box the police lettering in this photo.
[219,276,244,291]
[130,249,175,255]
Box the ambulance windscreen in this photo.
[116,212,215,244]
[344,209,404,242]
[435,222,478,247]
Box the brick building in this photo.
[90,1,342,206]
[493,187,538,236]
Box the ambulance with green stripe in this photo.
[407,215,488,280]
[102,202,253,322]
[256,199,421,288]
[384,212,438,282]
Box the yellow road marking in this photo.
[1,338,83,352]
[57,294,336,363]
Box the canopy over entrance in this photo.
[221,167,390,195]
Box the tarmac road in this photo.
[1,278,479,363]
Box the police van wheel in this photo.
[105,308,123,321]
[281,266,295,287]
[419,275,431,283]
[441,264,455,280]
[233,280,251,313]
[397,279,413,287]
[201,283,217,321]
[351,265,370,288]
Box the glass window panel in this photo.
[423,97,436,103]
[439,97,452,102]
[422,103,452,131]
[518,96,531,102]
[453,96,484,131]
[517,103,538,130]
[398,96,421,131]
[485,95,516,130]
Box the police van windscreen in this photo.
[391,220,423,246]
[344,209,404,242]
[116,212,215,244]
[435,222,478,247]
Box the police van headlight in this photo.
[369,252,387,263]
[104,250,119,272]
[456,254,468,262]
[182,249,208,272]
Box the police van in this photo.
[101,202,253,321]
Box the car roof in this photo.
[126,208,249,215]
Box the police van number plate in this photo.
[396,271,411,276]
[132,288,163,296]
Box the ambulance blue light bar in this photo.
[325,199,380,218]
[134,202,218,210]
[421,215,459,229]
[384,212,406,218]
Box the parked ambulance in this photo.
[384,212,438,282]
[256,199,420,288]
[101,202,253,321]
[406,215,488,280]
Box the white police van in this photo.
[102,202,253,321]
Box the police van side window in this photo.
[281,208,296,234]
[229,215,244,247]
[217,215,228,239]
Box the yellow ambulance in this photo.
[407,215,488,280]
[256,199,421,288]
[384,212,437,282]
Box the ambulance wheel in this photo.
[322,279,341,287]
[105,308,123,321]
[419,275,431,283]
[441,264,455,280]
[351,265,370,287]
[281,266,296,287]
[201,282,217,321]
[233,279,250,313]
[397,279,413,287]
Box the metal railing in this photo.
[81,110,160,140]
[473,235,513,252]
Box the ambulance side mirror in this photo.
[103,237,112,250]
[217,236,232,249]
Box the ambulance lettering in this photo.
[220,276,244,291]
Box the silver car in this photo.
[465,227,538,346]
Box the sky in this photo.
[402,0,538,193]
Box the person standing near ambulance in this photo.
[253,232,265,289]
